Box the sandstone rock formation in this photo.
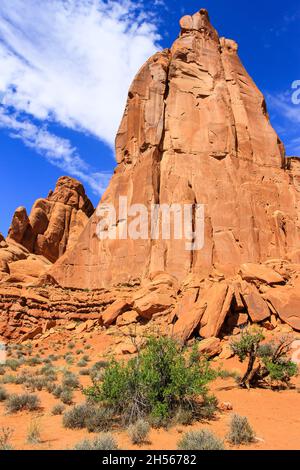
[7,176,94,262]
[0,177,94,284]
[50,9,300,292]
[1,9,300,342]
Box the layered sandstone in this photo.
[50,9,300,292]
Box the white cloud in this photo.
[0,0,162,197]
[0,107,111,195]
[0,0,161,146]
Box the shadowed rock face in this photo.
[50,9,300,290]
[7,176,94,263]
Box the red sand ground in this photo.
[0,331,299,451]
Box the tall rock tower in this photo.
[50,9,300,289]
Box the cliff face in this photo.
[50,9,300,290]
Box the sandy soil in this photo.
[0,331,299,451]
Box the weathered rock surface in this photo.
[50,9,300,291]
[7,176,94,263]
[0,177,94,285]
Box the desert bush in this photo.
[51,404,66,415]
[85,407,113,433]
[6,358,23,371]
[0,427,14,450]
[231,328,298,388]
[85,336,216,425]
[52,385,63,398]
[27,420,41,444]
[63,403,92,429]
[62,372,80,389]
[172,407,194,426]
[177,429,224,450]
[0,386,8,402]
[227,414,255,445]
[6,393,40,413]
[68,343,75,350]
[74,433,118,450]
[77,358,88,368]
[60,389,74,405]
[79,368,90,376]
[26,356,42,366]
[128,419,150,445]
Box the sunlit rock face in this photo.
[50,9,300,290]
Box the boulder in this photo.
[199,283,234,338]
[102,299,133,326]
[240,263,284,285]
[242,285,271,322]
[173,301,206,343]
[264,286,300,331]
[134,290,174,320]
[197,337,222,358]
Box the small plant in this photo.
[27,420,42,444]
[85,406,113,433]
[74,433,118,450]
[62,372,80,389]
[177,430,224,450]
[0,427,14,450]
[77,358,88,368]
[227,414,255,445]
[6,393,40,413]
[60,389,74,405]
[63,403,91,429]
[0,386,8,402]
[52,385,63,398]
[79,368,90,376]
[68,343,75,350]
[231,328,298,388]
[128,419,150,445]
[51,404,66,415]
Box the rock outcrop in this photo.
[50,9,300,292]
[0,177,94,284]
[7,176,94,262]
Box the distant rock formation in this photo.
[0,177,94,284]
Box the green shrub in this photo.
[60,389,74,405]
[5,358,23,371]
[74,433,118,450]
[231,329,298,388]
[51,404,65,415]
[77,358,88,368]
[128,419,150,445]
[6,393,40,413]
[227,414,255,445]
[0,386,8,402]
[62,372,79,389]
[85,336,216,425]
[177,429,224,450]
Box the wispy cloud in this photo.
[0,107,111,195]
[0,0,162,194]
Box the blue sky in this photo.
[0,0,299,235]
